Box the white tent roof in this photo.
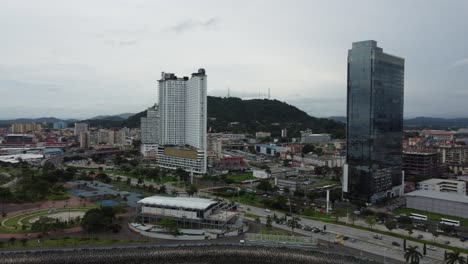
[138,196,217,210]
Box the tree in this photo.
[302,144,315,154]
[137,177,144,185]
[440,224,456,234]
[403,239,407,250]
[126,177,131,186]
[255,216,261,223]
[404,246,422,264]
[287,216,301,234]
[405,224,414,237]
[186,184,198,196]
[306,191,317,202]
[331,208,346,222]
[8,237,16,245]
[398,215,413,226]
[445,251,467,264]
[96,172,111,184]
[423,243,427,256]
[385,219,397,232]
[175,168,189,182]
[293,189,305,198]
[365,215,376,230]
[81,208,115,233]
[20,238,28,247]
[257,181,273,192]
[266,215,273,229]
[159,184,167,194]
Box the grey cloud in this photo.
[104,39,138,46]
[452,58,468,67]
[169,17,220,34]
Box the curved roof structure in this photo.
[138,196,217,210]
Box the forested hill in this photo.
[124,96,345,138]
[206,97,344,138]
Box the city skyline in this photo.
[1,1,467,119]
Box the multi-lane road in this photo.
[243,205,445,263]
[86,172,447,263]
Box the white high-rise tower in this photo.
[156,69,207,173]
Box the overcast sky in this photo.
[1,0,467,119]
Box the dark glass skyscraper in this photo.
[343,40,404,204]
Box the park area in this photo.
[0,206,95,234]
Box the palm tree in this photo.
[404,246,422,264]
[445,251,467,264]
[287,216,300,234]
[365,215,376,230]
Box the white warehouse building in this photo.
[416,178,466,196]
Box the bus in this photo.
[409,213,428,221]
[440,218,460,227]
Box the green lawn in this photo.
[258,228,291,236]
[393,208,468,227]
[232,194,264,207]
[244,213,261,219]
[227,172,255,183]
[0,237,145,249]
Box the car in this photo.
[417,234,423,239]
[264,209,271,213]
[239,240,245,244]
[343,236,349,241]
[444,241,450,245]
[351,238,357,243]
[427,246,437,251]
[320,231,327,235]
[392,241,401,247]
[313,228,320,233]
[373,234,383,240]
[460,237,466,242]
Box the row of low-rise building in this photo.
[79,128,130,148]
[10,123,42,134]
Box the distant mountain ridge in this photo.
[0,117,77,126]
[328,116,468,128]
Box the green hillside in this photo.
[125,96,344,138]
[206,97,344,138]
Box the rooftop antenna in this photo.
[227,87,230,98]
[268,88,271,99]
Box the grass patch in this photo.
[245,213,260,219]
[258,228,291,236]
[0,237,145,249]
[227,172,255,183]
[232,194,264,208]
[393,208,468,227]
